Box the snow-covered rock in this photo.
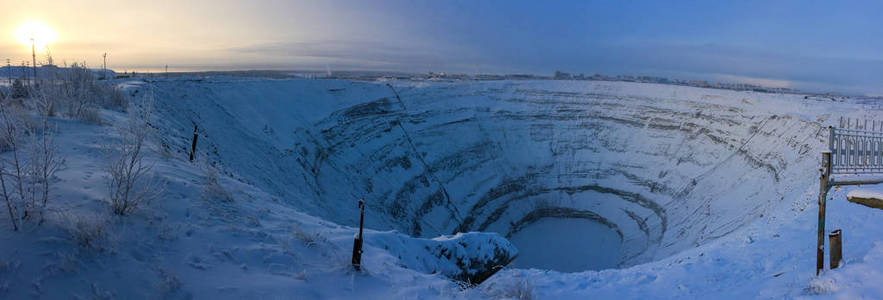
[369,231,517,284]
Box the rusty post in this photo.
[829,229,842,269]
[816,152,832,275]
[352,198,365,271]
[189,124,198,162]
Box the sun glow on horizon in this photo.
[14,21,58,52]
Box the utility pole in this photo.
[30,38,37,86]
[5,59,10,85]
[165,64,168,79]
[102,53,107,80]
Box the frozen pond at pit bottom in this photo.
[509,218,622,272]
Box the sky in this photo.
[1,0,882,94]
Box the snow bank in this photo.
[846,184,883,201]
[369,231,517,284]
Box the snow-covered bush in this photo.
[10,79,27,99]
[0,99,26,231]
[77,106,102,125]
[504,278,534,300]
[27,114,63,222]
[202,167,232,202]
[31,85,59,118]
[105,96,160,216]
[100,84,129,110]
[62,213,110,251]
[482,275,534,300]
[0,96,62,230]
[35,62,129,124]
[292,224,327,248]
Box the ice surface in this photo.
[509,218,621,272]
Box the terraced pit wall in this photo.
[148,78,827,268]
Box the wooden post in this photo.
[189,124,199,162]
[829,229,842,269]
[352,198,365,271]
[816,152,832,275]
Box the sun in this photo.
[14,21,58,51]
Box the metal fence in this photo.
[817,117,883,276]
[829,117,883,175]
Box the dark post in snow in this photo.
[30,38,37,87]
[829,229,842,269]
[352,198,365,271]
[102,53,107,80]
[189,124,199,162]
[816,151,832,275]
[5,59,10,86]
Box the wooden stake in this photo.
[189,124,199,162]
[352,198,365,271]
[817,152,832,275]
[829,229,842,269]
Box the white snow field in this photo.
[1,77,883,298]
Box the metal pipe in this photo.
[817,152,832,275]
[829,229,842,269]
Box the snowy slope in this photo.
[0,107,511,298]
[145,78,834,267]
[1,77,882,298]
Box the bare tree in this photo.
[0,98,19,230]
[106,93,159,215]
[0,89,63,229]
[28,112,62,223]
[0,162,17,231]
[0,102,28,220]
[0,96,27,230]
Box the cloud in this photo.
[226,40,484,72]
[575,41,883,94]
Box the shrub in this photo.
[0,99,24,231]
[105,95,160,215]
[64,214,109,251]
[0,96,61,230]
[203,167,233,202]
[78,106,102,125]
[10,79,27,99]
[36,62,129,123]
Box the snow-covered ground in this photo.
[1,77,882,298]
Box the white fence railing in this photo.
[817,117,883,276]
[830,127,883,175]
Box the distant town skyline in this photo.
[2,0,882,95]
